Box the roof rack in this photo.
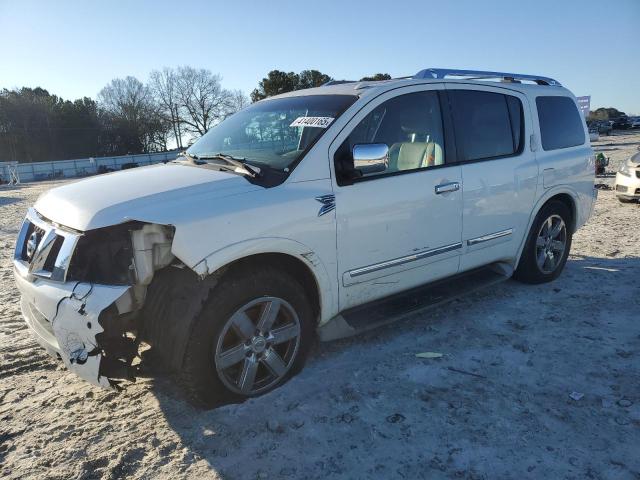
[413,68,561,86]
[322,80,356,86]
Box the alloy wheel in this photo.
[535,214,567,274]
[214,297,301,395]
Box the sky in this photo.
[1,0,639,113]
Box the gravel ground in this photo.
[1,132,639,480]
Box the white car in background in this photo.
[13,68,596,406]
[615,151,640,202]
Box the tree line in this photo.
[250,70,391,101]
[0,67,248,162]
[587,107,627,122]
[0,68,390,163]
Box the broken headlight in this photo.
[67,223,140,285]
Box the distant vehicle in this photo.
[615,151,640,203]
[630,117,640,129]
[591,120,612,135]
[13,68,597,406]
[611,117,631,130]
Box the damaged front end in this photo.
[13,208,175,389]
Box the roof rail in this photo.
[413,68,561,86]
[322,80,356,86]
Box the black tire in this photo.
[180,265,314,407]
[513,201,573,284]
[617,196,635,204]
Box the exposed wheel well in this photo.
[221,253,321,323]
[514,193,577,272]
[545,193,576,232]
[140,253,322,372]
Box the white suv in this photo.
[13,68,596,406]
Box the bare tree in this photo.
[98,76,169,153]
[99,76,152,122]
[225,89,250,118]
[149,67,184,149]
[175,66,232,137]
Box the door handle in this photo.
[435,182,460,194]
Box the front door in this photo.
[329,85,463,310]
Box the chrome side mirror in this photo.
[352,143,389,175]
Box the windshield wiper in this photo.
[181,152,261,178]
[177,151,199,162]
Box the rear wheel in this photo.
[514,201,572,284]
[180,266,314,407]
[617,196,635,203]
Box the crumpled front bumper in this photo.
[14,263,132,388]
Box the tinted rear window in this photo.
[449,90,523,162]
[536,96,585,150]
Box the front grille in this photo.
[636,188,640,195]
[14,209,79,282]
[616,185,628,193]
[18,222,45,261]
[43,236,65,271]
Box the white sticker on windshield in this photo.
[290,116,335,128]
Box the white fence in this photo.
[0,150,180,184]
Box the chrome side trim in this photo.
[467,228,513,246]
[348,242,462,278]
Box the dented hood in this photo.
[34,163,260,231]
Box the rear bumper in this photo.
[14,262,133,388]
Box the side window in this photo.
[449,90,523,161]
[536,96,585,150]
[344,91,445,176]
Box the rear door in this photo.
[329,85,463,310]
[444,85,538,272]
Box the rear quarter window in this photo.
[536,96,585,151]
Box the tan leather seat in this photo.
[424,142,443,167]
[389,141,443,171]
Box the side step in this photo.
[317,265,511,341]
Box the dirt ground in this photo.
[1,132,639,480]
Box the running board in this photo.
[317,264,511,341]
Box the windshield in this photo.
[186,94,357,171]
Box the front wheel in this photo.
[180,266,314,407]
[514,201,572,284]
